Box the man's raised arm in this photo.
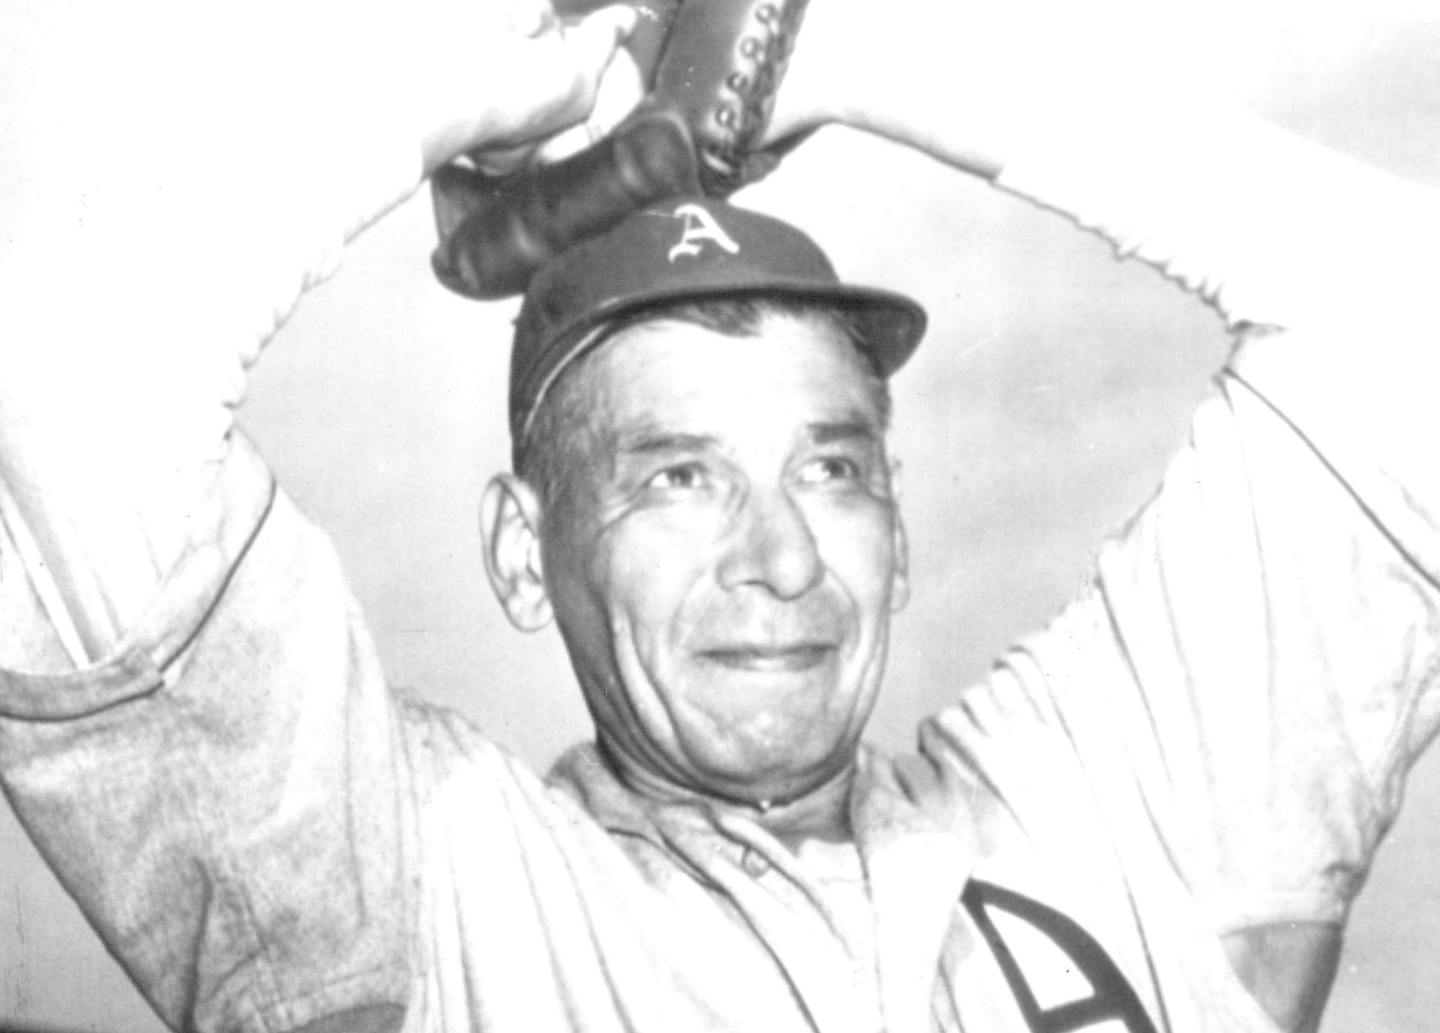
[0,0,635,665]
[773,0,1440,328]
[773,5,1440,1032]
[0,3,634,1029]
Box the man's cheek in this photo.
[611,513,723,584]
[604,539,712,649]
[812,508,899,588]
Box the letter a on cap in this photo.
[667,203,741,262]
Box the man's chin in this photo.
[676,665,849,744]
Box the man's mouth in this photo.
[698,644,836,673]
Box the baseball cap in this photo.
[509,196,928,446]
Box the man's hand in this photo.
[415,1,642,175]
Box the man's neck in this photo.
[598,740,859,852]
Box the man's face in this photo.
[537,312,908,807]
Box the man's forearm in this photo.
[993,99,1440,332]
[0,158,422,666]
[0,0,634,665]
[775,0,1440,333]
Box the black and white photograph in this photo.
[3,1,1439,1030]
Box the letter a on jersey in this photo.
[667,203,742,262]
[962,881,1159,1033]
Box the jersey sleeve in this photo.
[937,98,1440,935]
[0,5,429,1029]
[1,457,424,1032]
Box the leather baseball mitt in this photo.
[430,0,810,300]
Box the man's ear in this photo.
[889,458,910,613]
[480,473,553,632]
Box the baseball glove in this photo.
[430,0,810,300]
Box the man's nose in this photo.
[716,487,824,599]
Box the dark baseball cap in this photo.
[509,196,928,445]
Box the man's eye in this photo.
[797,456,862,485]
[645,463,707,491]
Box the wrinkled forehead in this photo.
[520,313,897,525]
[576,312,888,441]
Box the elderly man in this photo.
[3,1,1439,1032]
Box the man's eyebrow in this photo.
[614,429,721,456]
[808,416,882,446]
[611,415,881,456]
